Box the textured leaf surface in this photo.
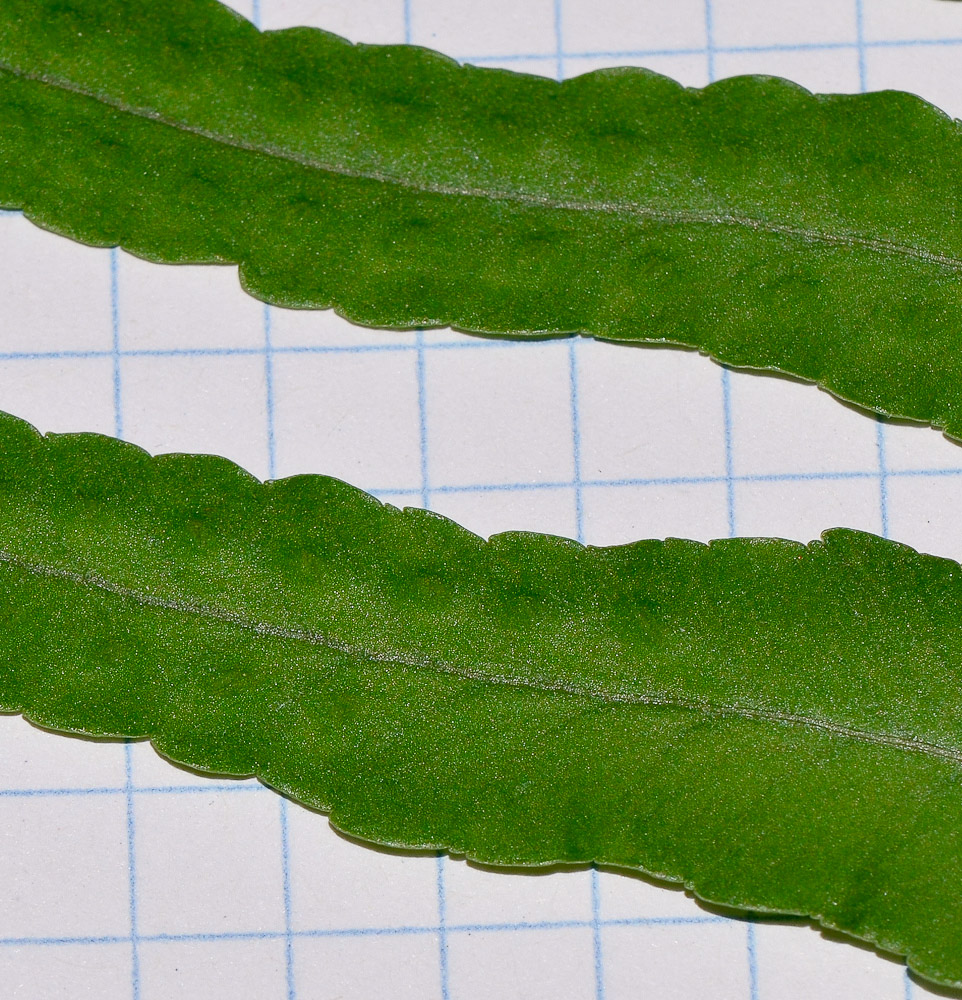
[5,1,962,438]
[2,411,962,987]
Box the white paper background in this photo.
[2,1,962,997]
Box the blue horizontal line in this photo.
[868,35,962,49]
[0,782,261,798]
[0,337,544,364]
[0,349,110,361]
[458,35,962,64]
[377,466,962,498]
[0,934,130,947]
[136,782,262,794]
[888,465,962,478]
[0,785,125,798]
[0,914,727,949]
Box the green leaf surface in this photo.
[2,409,962,988]
[5,0,962,438]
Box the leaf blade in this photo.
[2,409,962,986]
[4,0,962,435]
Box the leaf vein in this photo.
[5,546,959,764]
[3,61,961,273]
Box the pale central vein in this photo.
[4,547,960,765]
[4,60,962,273]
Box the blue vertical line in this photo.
[876,422,890,538]
[403,5,446,993]
[589,868,606,1000]
[746,918,759,1000]
[279,800,297,1000]
[415,330,431,509]
[720,368,737,538]
[568,341,586,543]
[124,745,141,1000]
[854,0,868,92]
[246,14,293,998]
[703,0,716,84]
[553,0,565,80]
[904,971,914,999]
[555,4,597,991]
[110,248,123,440]
[557,0,581,550]
[112,242,139,1000]
[554,2,584,541]
[857,0,888,540]
[703,1,736,540]
[402,3,446,991]
[251,1,277,486]
[435,854,451,1000]
[250,5,294,989]
[264,304,278,480]
[405,5,432,512]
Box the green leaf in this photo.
[5,1,962,440]
[3,408,962,988]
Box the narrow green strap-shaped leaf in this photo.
[2,410,962,987]
[4,1,962,438]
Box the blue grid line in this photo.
[0,336,551,361]
[0,912,731,949]
[859,4,893,546]
[855,0,868,91]
[0,785,130,797]
[703,0,716,86]
[112,241,141,1000]
[251,0,298,987]
[857,11,911,993]
[746,919,759,1000]
[457,35,962,65]
[435,853,451,1000]
[0,782,265,797]
[264,303,278,481]
[123,744,141,1000]
[568,341,586,544]
[555,4,602,992]
[553,0,566,80]
[402,8,450,993]
[367,466,962,502]
[279,799,297,1000]
[423,466,962,488]
[110,248,123,439]
[415,330,432,509]
[720,369,737,538]
[589,868,606,1000]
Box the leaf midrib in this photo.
[4,59,961,274]
[4,545,958,764]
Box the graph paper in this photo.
[2,0,962,997]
